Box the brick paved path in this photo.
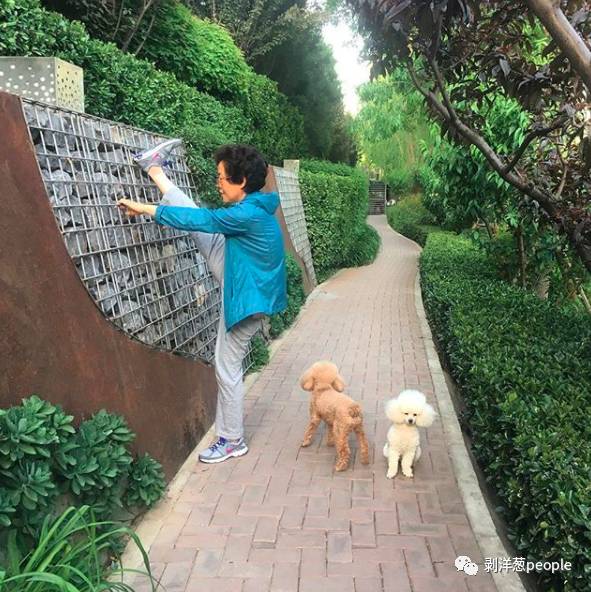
[135,216,497,592]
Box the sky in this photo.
[322,19,371,116]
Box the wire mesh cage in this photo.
[22,99,223,363]
[272,166,317,288]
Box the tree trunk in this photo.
[525,0,591,93]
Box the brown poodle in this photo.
[300,361,370,471]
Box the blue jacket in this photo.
[155,191,287,331]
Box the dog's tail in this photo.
[349,403,362,420]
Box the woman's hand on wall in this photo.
[117,199,157,218]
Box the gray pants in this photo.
[162,187,261,440]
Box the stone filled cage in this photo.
[21,99,266,369]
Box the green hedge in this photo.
[139,1,251,102]
[421,232,591,591]
[0,0,306,200]
[270,253,306,338]
[386,194,439,246]
[299,161,378,280]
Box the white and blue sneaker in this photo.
[132,138,182,172]
[198,436,249,464]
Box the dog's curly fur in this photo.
[300,361,370,471]
[383,389,436,478]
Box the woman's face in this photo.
[217,161,246,204]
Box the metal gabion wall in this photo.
[272,166,317,288]
[23,99,224,363]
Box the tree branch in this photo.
[503,116,568,174]
[525,0,591,93]
[406,61,591,273]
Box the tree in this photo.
[254,22,347,159]
[186,0,311,64]
[353,68,434,191]
[348,0,591,274]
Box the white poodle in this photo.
[383,389,436,478]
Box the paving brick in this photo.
[186,576,242,591]
[278,529,326,549]
[249,548,301,564]
[190,549,224,577]
[300,576,355,592]
[176,528,229,549]
[352,480,373,499]
[327,561,381,578]
[412,575,469,591]
[242,577,272,592]
[307,495,330,517]
[271,563,299,592]
[403,547,436,579]
[280,504,306,529]
[301,547,327,577]
[254,516,280,545]
[352,522,376,548]
[353,577,383,592]
[159,561,193,590]
[399,522,448,537]
[327,532,353,563]
[218,561,273,579]
[380,562,412,592]
[375,510,398,535]
[223,533,253,563]
[427,535,457,564]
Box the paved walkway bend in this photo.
[131,216,499,592]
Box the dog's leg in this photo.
[401,450,416,477]
[301,414,321,447]
[334,427,351,472]
[326,423,335,446]
[414,445,422,464]
[386,449,400,479]
[354,425,370,464]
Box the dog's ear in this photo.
[332,373,345,392]
[384,397,404,424]
[416,402,437,428]
[300,367,315,391]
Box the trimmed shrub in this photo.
[241,72,308,164]
[270,253,306,338]
[0,0,249,200]
[420,232,591,591]
[299,161,376,280]
[386,194,438,246]
[139,1,251,102]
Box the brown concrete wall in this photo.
[0,92,218,479]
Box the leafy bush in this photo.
[241,73,308,164]
[299,161,376,279]
[0,505,155,591]
[386,194,438,246]
[0,0,249,199]
[0,396,165,541]
[124,454,166,510]
[421,232,591,591]
[270,253,306,338]
[247,335,270,374]
[139,1,251,102]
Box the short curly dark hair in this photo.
[214,144,268,194]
